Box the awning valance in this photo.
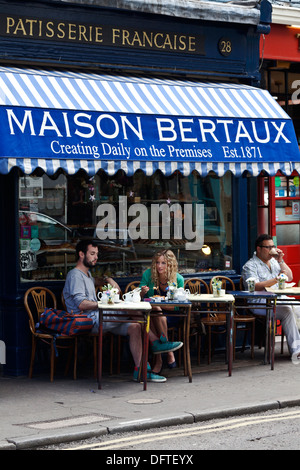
[0,67,299,177]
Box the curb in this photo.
[3,398,300,449]
[6,428,107,451]
[0,441,16,450]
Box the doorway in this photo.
[258,174,300,284]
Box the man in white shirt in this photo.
[242,234,300,361]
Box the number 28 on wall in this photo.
[218,38,232,57]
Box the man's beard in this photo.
[83,256,96,269]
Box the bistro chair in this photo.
[61,291,96,378]
[239,276,286,355]
[24,287,78,382]
[124,281,141,293]
[185,278,210,295]
[62,290,120,377]
[207,276,255,362]
[197,277,228,364]
[184,278,210,365]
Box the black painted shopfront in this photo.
[1,0,297,376]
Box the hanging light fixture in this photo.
[201,244,211,255]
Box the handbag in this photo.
[38,308,93,337]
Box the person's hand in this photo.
[276,248,284,263]
[141,285,149,297]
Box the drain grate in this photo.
[17,414,114,430]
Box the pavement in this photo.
[1,340,300,450]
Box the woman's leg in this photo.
[150,307,175,372]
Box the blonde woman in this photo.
[140,250,184,374]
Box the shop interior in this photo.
[18,170,233,282]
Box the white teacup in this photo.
[98,292,108,304]
[122,292,133,302]
[113,293,120,302]
[269,247,278,257]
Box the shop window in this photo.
[275,175,300,245]
[19,170,232,282]
[257,176,270,235]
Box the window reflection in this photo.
[19,170,232,281]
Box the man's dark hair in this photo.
[255,234,273,250]
[76,239,98,259]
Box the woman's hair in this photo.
[150,249,178,286]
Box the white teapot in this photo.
[174,287,188,301]
[131,288,141,303]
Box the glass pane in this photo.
[276,200,300,222]
[19,170,233,281]
[19,174,74,281]
[275,175,300,198]
[264,178,269,206]
[289,178,300,197]
[276,224,300,246]
[275,176,287,197]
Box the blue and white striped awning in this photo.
[0,67,299,176]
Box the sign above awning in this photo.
[0,67,299,177]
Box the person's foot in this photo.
[167,361,177,369]
[133,364,166,383]
[152,356,163,375]
[167,351,176,364]
[151,334,183,355]
[147,370,167,383]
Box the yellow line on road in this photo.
[64,409,300,450]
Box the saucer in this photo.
[285,282,296,288]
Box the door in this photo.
[269,174,300,285]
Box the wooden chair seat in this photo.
[24,287,77,382]
[62,291,123,378]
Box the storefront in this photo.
[259,20,300,281]
[1,0,298,376]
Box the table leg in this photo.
[264,300,276,369]
[264,305,270,365]
[186,305,192,383]
[227,303,234,377]
[98,309,103,390]
[182,315,187,376]
[270,301,276,370]
[142,312,150,391]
